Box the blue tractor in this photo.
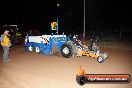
[25,34,69,55]
[25,18,70,55]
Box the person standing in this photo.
[1,30,11,63]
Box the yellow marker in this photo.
[51,22,57,30]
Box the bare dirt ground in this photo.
[0,45,132,88]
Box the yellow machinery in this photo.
[61,36,109,63]
[76,39,109,63]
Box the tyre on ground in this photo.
[61,43,74,58]
[97,56,104,63]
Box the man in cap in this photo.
[1,30,11,62]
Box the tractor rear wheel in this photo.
[61,44,74,58]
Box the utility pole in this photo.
[83,0,86,41]
[56,18,59,35]
[56,3,59,35]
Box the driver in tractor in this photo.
[91,42,99,52]
[89,34,99,52]
[72,34,100,52]
[72,35,88,55]
[72,35,83,48]
[72,35,88,50]
[72,35,78,43]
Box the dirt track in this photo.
[0,45,132,88]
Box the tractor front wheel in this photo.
[97,56,104,63]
